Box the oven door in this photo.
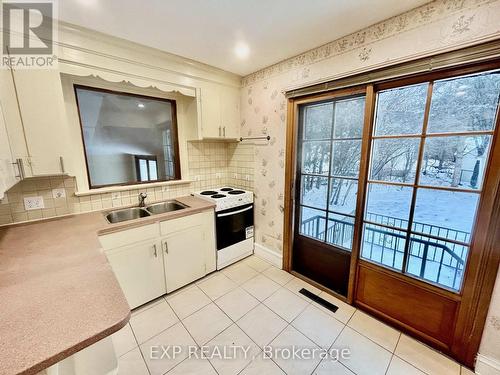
[215,203,254,250]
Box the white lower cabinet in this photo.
[162,226,205,293]
[105,240,166,309]
[99,210,216,309]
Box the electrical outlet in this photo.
[245,175,251,181]
[233,173,238,179]
[52,188,66,199]
[111,192,121,200]
[24,196,44,210]
[194,175,201,181]
[162,185,169,192]
[216,173,222,179]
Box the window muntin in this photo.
[75,86,180,188]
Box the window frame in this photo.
[74,84,181,189]
[134,154,159,182]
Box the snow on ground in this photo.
[301,182,478,234]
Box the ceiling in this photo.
[58,0,430,76]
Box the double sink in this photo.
[105,201,187,224]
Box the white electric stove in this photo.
[193,187,254,269]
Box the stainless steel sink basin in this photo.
[105,207,151,223]
[146,201,187,215]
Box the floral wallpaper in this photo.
[240,0,500,256]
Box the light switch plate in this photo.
[24,196,44,210]
[52,188,66,199]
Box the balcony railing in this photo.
[300,213,467,291]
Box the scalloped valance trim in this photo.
[59,60,196,97]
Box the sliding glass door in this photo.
[361,69,500,291]
[287,60,500,366]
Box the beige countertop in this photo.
[0,195,214,375]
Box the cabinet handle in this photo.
[219,126,221,137]
[164,241,168,254]
[153,244,157,258]
[59,156,65,174]
[223,126,226,137]
[12,158,25,180]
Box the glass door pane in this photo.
[298,96,365,251]
[361,69,500,292]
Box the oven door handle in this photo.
[217,205,253,217]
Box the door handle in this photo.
[153,244,158,258]
[164,241,168,254]
[216,205,253,217]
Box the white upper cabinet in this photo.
[11,69,70,176]
[198,85,240,140]
[220,86,240,139]
[199,86,222,138]
[0,68,31,181]
[0,100,18,199]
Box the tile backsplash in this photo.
[0,141,255,225]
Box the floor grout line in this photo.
[163,295,220,375]
[127,322,152,375]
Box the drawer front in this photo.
[160,210,214,236]
[99,223,159,250]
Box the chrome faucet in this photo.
[138,192,147,207]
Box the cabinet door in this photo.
[0,100,17,198]
[162,225,206,293]
[105,240,166,309]
[0,69,31,178]
[13,69,69,175]
[220,86,240,139]
[200,86,222,138]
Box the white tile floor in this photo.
[113,255,472,375]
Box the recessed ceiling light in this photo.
[76,0,99,7]
[137,103,145,108]
[234,42,250,59]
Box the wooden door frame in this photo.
[283,59,500,367]
[283,85,367,303]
